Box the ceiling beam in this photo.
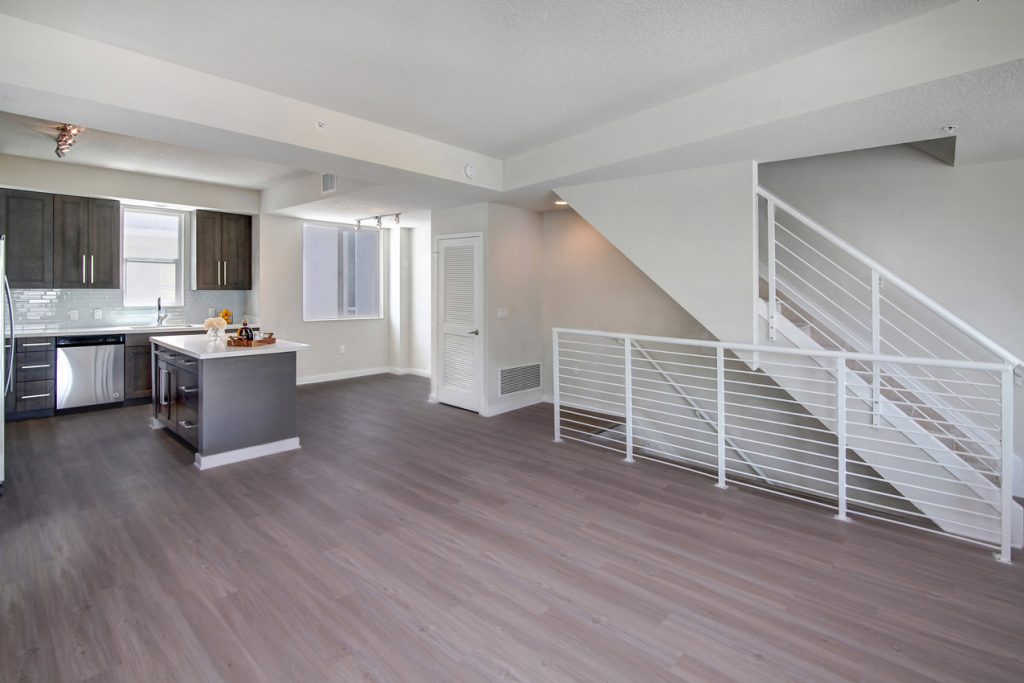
[0,14,502,192]
[504,0,1024,190]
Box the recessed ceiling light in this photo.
[554,200,568,206]
[942,124,958,134]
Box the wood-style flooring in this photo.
[1,374,1022,682]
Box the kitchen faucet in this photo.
[157,297,168,325]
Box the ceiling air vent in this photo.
[321,173,337,194]
[500,363,541,396]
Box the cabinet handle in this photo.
[159,368,169,405]
[21,342,51,347]
[19,393,51,400]
[182,359,197,365]
[217,260,221,286]
[82,254,86,284]
[90,254,95,284]
[178,386,198,394]
[20,364,50,370]
[178,420,197,429]
[223,261,228,287]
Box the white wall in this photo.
[409,226,432,374]
[540,210,710,398]
[257,214,391,382]
[486,203,544,414]
[557,161,756,344]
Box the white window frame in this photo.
[301,221,385,322]
[121,205,187,308]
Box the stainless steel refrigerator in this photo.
[1,235,10,495]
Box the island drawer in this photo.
[154,349,200,371]
[174,404,200,447]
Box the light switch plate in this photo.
[93,309,103,320]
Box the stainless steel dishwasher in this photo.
[55,334,125,410]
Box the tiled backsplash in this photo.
[12,288,251,329]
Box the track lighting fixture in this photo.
[55,124,83,158]
[353,212,402,229]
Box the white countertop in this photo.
[151,334,310,360]
[13,323,253,338]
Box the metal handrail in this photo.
[552,327,1015,562]
[756,186,1022,369]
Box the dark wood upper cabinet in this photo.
[194,210,222,290]
[87,198,121,289]
[194,210,251,290]
[51,195,120,289]
[220,212,252,290]
[0,190,54,289]
[52,194,89,288]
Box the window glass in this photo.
[122,208,183,307]
[302,223,381,320]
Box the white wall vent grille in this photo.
[500,363,541,395]
[321,173,337,194]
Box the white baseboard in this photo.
[482,389,545,417]
[389,367,431,378]
[297,367,430,385]
[195,437,301,470]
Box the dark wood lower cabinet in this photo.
[124,345,154,400]
[5,337,56,420]
[126,331,206,402]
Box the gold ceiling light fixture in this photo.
[55,123,84,158]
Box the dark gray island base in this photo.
[150,335,310,469]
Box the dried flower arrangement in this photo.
[203,316,228,332]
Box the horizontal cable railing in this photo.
[553,328,1015,562]
[756,186,1019,481]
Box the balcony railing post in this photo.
[871,270,881,427]
[767,198,777,342]
[552,329,562,443]
[624,337,634,463]
[998,365,1014,563]
[716,347,727,489]
[835,356,849,521]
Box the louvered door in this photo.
[437,236,483,412]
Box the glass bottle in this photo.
[239,319,254,341]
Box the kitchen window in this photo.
[302,222,381,321]
[122,207,186,307]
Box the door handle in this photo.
[468,329,479,335]
[178,386,198,394]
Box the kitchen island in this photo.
[150,334,310,470]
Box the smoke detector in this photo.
[941,125,958,135]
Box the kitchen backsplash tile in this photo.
[11,288,250,329]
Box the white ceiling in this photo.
[0,0,952,158]
[0,111,308,189]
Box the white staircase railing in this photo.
[756,186,1020,466]
[553,328,1016,562]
